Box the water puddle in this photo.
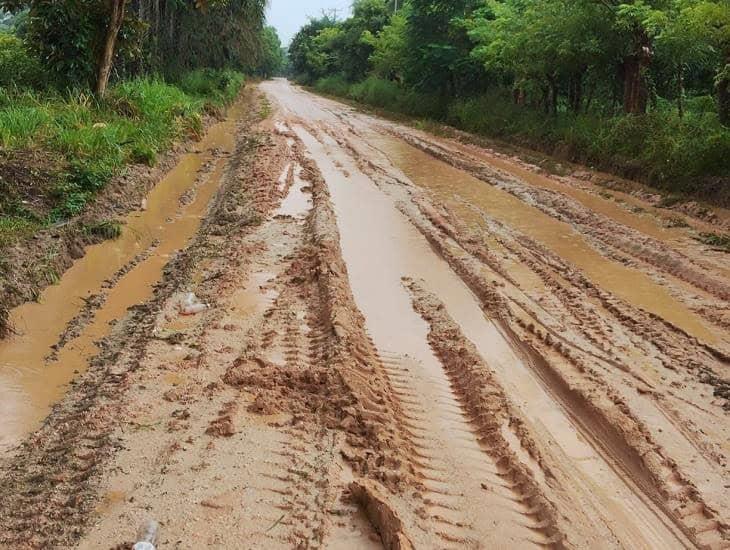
[374,135,720,346]
[295,124,690,549]
[450,141,678,241]
[0,100,246,452]
[274,165,312,219]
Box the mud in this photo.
[0,80,728,549]
[0,98,247,453]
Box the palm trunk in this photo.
[95,0,128,97]
[718,58,729,126]
[677,67,684,119]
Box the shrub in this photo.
[315,74,351,97]
[0,32,43,89]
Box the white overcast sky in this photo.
[267,0,353,46]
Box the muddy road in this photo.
[0,80,728,549]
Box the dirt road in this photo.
[0,80,728,549]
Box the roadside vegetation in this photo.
[290,0,730,203]
[0,3,284,248]
[0,1,284,336]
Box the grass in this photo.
[0,69,246,247]
[311,75,730,205]
[697,232,730,252]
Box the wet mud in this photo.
[0,80,728,549]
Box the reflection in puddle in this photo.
[0,100,246,452]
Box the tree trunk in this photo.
[95,0,128,97]
[622,29,652,114]
[677,66,684,119]
[547,75,558,116]
[569,72,584,113]
[718,58,730,126]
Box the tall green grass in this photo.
[0,69,246,245]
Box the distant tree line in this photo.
[288,0,729,198]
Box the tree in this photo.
[362,8,408,81]
[97,0,128,96]
[288,15,337,82]
[336,0,390,81]
[0,0,268,94]
[252,26,284,78]
[405,0,485,98]
[679,1,730,124]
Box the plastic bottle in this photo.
[133,519,159,550]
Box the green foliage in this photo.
[0,31,42,88]
[0,69,245,237]
[83,220,123,240]
[696,231,730,251]
[315,74,353,97]
[448,91,730,193]
[177,69,246,107]
[294,0,729,201]
[251,26,285,78]
[362,10,408,80]
[0,0,267,91]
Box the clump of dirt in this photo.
[348,480,415,550]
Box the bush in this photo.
[177,69,246,107]
[0,32,43,89]
[449,91,730,197]
[313,75,443,119]
[315,74,351,97]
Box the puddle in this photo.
[0,100,246,452]
[454,142,678,241]
[374,135,720,346]
[294,123,690,549]
[274,165,312,219]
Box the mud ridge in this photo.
[399,192,728,548]
[405,279,566,547]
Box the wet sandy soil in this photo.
[0,81,728,549]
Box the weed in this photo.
[696,232,730,252]
[83,220,123,240]
[0,216,41,247]
[258,98,272,120]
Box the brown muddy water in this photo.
[373,135,721,346]
[0,102,244,453]
[293,123,692,549]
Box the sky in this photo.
[267,0,353,46]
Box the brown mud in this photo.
[0,80,728,549]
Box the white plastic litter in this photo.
[180,292,208,315]
[141,198,148,211]
[132,519,158,550]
